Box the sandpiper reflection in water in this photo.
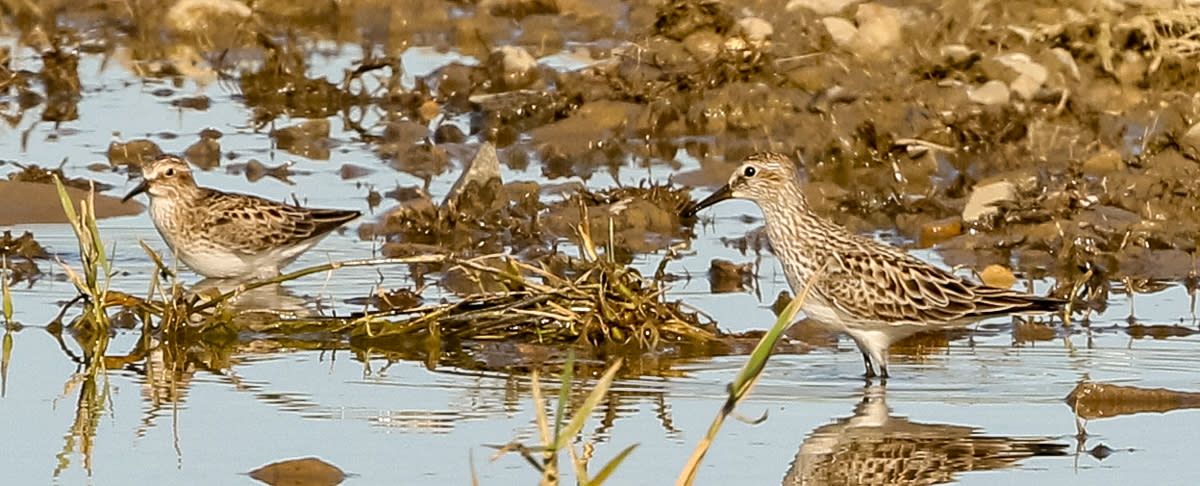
[783,386,1069,485]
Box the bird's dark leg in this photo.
[879,350,890,380]
[862,351,877,378]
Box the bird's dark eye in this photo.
[165,168,175,177]
[743,166,756,177]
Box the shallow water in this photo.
[3,16,1200,486]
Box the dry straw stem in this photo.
[675,261,829,486]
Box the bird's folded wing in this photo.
[819,249,983,324]
[197,192,317,254]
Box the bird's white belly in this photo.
[176,247,257,278]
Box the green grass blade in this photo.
[53,175,80,228]
[2,256,12,323]
[2,327,12,396]
[584,444,639,486]
[553,358,622,451]
[553,350,575,441]
[530,370,552,454]
[675,262,827,486]
[729,295,804,400]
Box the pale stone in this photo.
[787,0,859,15]
[822,17,858,48]
[496,45,537,75]
[1082,147,1123,175]
[443,143,501,209]
[980,264,1016,289]
[737,17,774,45]
[852,3,903,57]
[1050,47,1080,81]
[963,180,1017,223]
[683,30,724,63]
[967,80,1010,106]
[940,44,974,64]
[994,53,1047,100]
[166,0,251,32]
[1179,123,1200,161]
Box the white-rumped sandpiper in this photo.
[123,155,360,279]
[682,152,1062,378]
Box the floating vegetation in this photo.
[113,248,721,354]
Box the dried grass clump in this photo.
[344,253,719,348]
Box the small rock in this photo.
[1179,123,1200,161]
[940,44,975,66]
[967,80,1010,106]
[108,139,162,166]
[271,119,331,160]
[418,100,440,122]
[851,3,903,57]
[980,264,1016,288]
[166,0,251,33]
[962,180,1016,224]
[170,95,210,110]
[433,124,467,144]
[490,45,539,90]
[1049,47,1080,81]
[1014,321,1056,343]
[993,53,1047,100]
[1115,50,1147,86]
[339,164,373,180]
[771,291,792,317]
[709,258,754,293]
[822,17,858,48]
[497,45,536,75]
[920,216,963,247]
[736,17,773,46]
[1082,147,1123,175]
[383,120,429,144]
[248,457,345,486]
[443,142,502,209]
[184,137,221,169]
[787,0,859,15]
[682,29,724,63]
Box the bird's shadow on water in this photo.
[781,384,1075,486]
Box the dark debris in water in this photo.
[0,230,49,284]
[7,161,113,192]
[248,457,345,486]
[1066,381,1200,420]
[363,179,692,258]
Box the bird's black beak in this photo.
[681,184,734,218]
[122,180,149,203]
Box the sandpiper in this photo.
[123,155,360,279]
[682,152,1063,378]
